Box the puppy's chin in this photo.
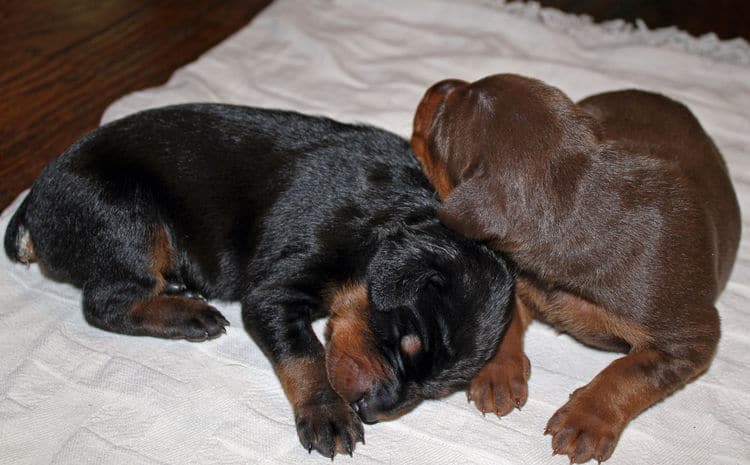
[360,399,420,424]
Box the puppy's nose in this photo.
[352,398,380,425]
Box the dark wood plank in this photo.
[532,0,750,41]
[0,0,271,210]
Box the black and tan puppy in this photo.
[412,74,740,463]
[4,104,514,458]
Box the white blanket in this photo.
[2,1,749,464]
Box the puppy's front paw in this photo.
[467,352,530,417]
[295,398,365,458]
[545,387,622,463]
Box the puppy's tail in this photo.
[4,195,36,264]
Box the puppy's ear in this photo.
[368,245,447,312]
[439,178,507,245]
[412,79,467,199]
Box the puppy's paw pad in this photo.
[545,393,621,463]
[295,399,364,458]
[468,353,530,417]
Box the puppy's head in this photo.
[412,74,600,242]
[324,224,513,424]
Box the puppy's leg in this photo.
[90,292,229,341]
[82,226,228,341]
[467,295,532,416]
[243,286,364,458]
[542,297,719,463]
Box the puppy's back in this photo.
[579,90,740,291]
[579,90,723,171]
[4,104,427,294]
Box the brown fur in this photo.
[276,355,364,456]
[518,277,653,353]
[276,356,331,408]
[128,296,223,340]
[149,225,173,294]
[467,295,532,416]
[324,282,390,404]
[412,73,740,463]
[412,79,464,199]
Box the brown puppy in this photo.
[411,74,741,463]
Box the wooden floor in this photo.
[538,0,750,40]
[0,0,271,210]
[1,0,747,211]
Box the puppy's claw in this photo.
[342,430,355,457]
[296,399,364,459]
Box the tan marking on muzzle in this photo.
[324,281,390,403]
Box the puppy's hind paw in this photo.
[128,296,229,341]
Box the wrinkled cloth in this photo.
[2,1,749,463]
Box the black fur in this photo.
[5,104,513,457]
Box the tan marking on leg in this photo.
[149,225,173,294]
[546,348,702,463]
[126,295,227,340]
[275,356,331,408]
[278,354,365,457]
[129,296,209,331]
[527,272,718,462]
